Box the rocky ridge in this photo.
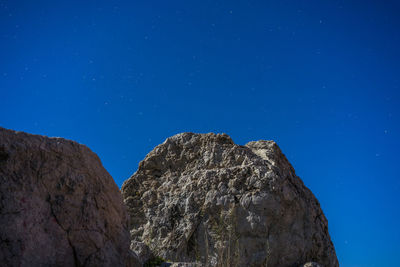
[0,127,140,266]
[0,128,338,267]
[122,133,338,267]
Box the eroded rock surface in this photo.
[0,127,140,267]
[122,133,338,267]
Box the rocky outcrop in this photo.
[122,133,338,267]
[0,127,140,267]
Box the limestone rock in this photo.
[302,262,323,267]
[122,133,338,267]
[168,263,201,267]
[0,127,140,267]
[131,240,153,264]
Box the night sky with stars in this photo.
[1,1,400,266]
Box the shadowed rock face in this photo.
[122,133,338,267]
[0,127,140,267]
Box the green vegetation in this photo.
[209,205,241,267]
[144,256,167,267]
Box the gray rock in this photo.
[302,262,323,267]
[131,240,153,264]
[0,127,140,267]
[122,133,338,267]
[159,262,200,267]
[169,262,201,267]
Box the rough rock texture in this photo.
[131,239,153,264]
[122,133,338,267]
[302,262,323,267]
[167,263,201,267]
[0,127,140,267]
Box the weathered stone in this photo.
[131,240,153,264]
[302,262,323,267]
[168,263,201,267]
[159,262,200,267]
[122,133,338,267]
[0,127,140,267]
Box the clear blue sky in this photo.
[1,1,399,266]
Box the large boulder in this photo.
[0,127,140,267]
[122,133,338,267]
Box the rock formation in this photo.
[0,127,140,267]
[122,133,338,267]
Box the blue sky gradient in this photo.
[1,1,399,266]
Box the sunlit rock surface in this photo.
[122,133,338,267]
[0,127,140,267]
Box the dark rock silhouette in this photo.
[0,127,140,267]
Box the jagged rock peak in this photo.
[0,127,140,267]
[122,132,338,267]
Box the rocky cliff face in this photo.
[0,127,140,267]
[122,133,338,267]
